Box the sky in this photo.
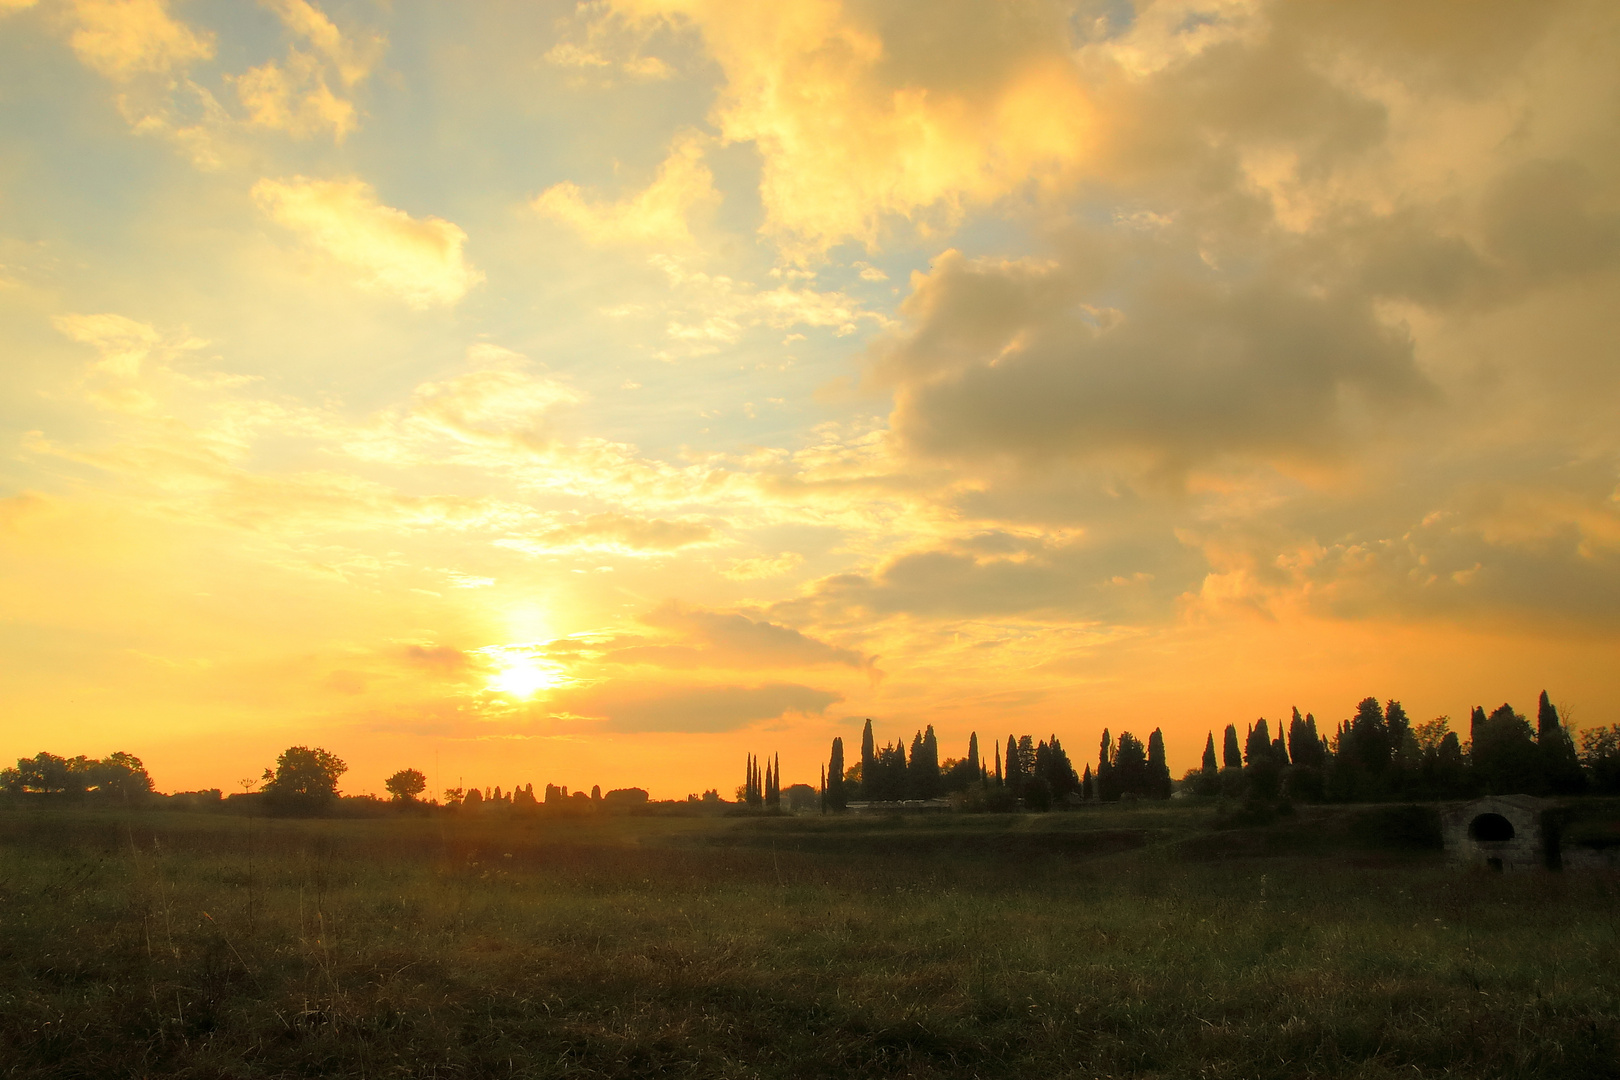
[2,0,1618,800]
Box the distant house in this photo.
[1441,795,1549,871]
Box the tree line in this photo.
[1187,692,1611,803]
[818,719,1174,811]
[6,691,1619,813]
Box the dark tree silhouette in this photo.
[826,737,847,809]
[1035,735,1079,800]
[1146,728,1173,799]
[384,768,427,802]
[262,746,346,811]
[1474,703,1540,794]
[1201,733,1218,774]
[1349,696,1390,773]
[1222,724,1242,769]
[1536,691,1584,794]
[1111,732,1149,798]
[1005,735,1025,797]
[0,751,154,800]
[1097,729,1116,801]
[860,719,876,799]
[1243,719,1273,767]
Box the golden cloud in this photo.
[609,0,1094,254]
[534,130,719,247]
[252,176,483,307]
[234,0,383,142]
[64,0,214,80]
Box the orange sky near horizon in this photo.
[2,0,1618,800]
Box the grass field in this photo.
[2,803,1617,1079]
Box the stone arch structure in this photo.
[1441,795,1548,870]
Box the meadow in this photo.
[1,802,1616,1079]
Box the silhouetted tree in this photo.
[1222,724,1242,769]
[463,786,483,807]
[1033,736,1079,802]
[384,768,427,802]
[1385,700,1413,770]
[1112,732,1149,798]
[868,740,908,800]
[1146,728,1173,799]
[1243,719,1273,768]
[918,726,941,798]
[1537,691,1584,794]
[826,737,847,810]
[1004,735,1025,797]
[262,746,346,812]
[1287,708,1325,769]
[1349,696,1389,773]
[1081,763,1094,800]
[860,719,876,799]
[1474,703,1540,794]
[1242,719,1281,798]
[1579,724,1620,793]
[1097,729,1116,801]
[0,751,154,801]
[1196,732,1220,796]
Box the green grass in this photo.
[1,804,1616,1078]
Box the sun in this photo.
[488,658,560,698]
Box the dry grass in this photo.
[1,805,1616,1078]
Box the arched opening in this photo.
[1469,813,1515,842]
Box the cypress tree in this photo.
[1350,696,1389,772]
[1244,719,1273,767]
[920,725,941,798]
[1113,732,1148,798]
[967,731,980,775]
[994,740,1003,784]
[1081,763,1094,800]
[1147,728,1172,799]
[1222,724,1242,769]
[861,718,876,799]
[1097,729,1116,802]
[1286,708,1310,767]
[1201,732,1218,773]
[827,737,847,810]
[1271,728,1288,766]
[908,730,926,798]
[1385,700,1412,763]
[1005,735,1024,797]
[1468,706,1487,760]
[1305,712,1325,767]
[1537,691,1585,794]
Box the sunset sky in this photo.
[2,0,1617,799]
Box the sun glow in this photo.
[488,658,562,698]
